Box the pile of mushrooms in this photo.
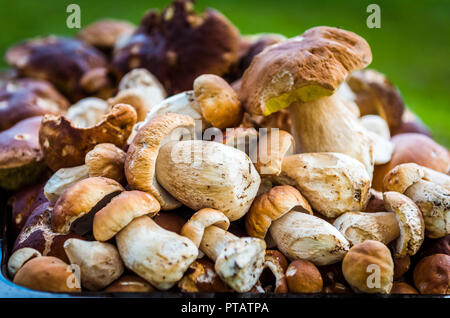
[2,0,449,296]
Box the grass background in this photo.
[0,0,448,146]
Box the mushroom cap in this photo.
[413,254,450,294]
[383,191,425,257]
[393,255,411,280]
[85,143,126,183]
[193,74,242,129]
[39,103,137,171]
[116,215,198,290]
[7,247,42,278]
[93,190,161,241]
[112,0,240,94]
[419,235,450,257]
[333,212,400,246]
[262,250,289,293]
[6,36,107,101]
[270,211,350,265]
[65,97,109,129]
[178,258,232,292]
[253,130,295,176]
[372,133,450,191]
[63,238,124,291]
[391,282,418,294]
[286,259,323,293]
[215,237,266,293]
[364,189,385,212]
[240,26,372,116]
[180,208,230,248]
[44,165,90,203]
[383,163,425,193]
[77,19,135,51]
[13,256,81,292]
[347,69,405,132]
[125,113,194,210]
[0,78,69,131]
[245,185,312,239]
[277,153,371,218]
[104,275,155,292]
[153,211,187,234]
[342,240,394,294]
[51,177,124,234]
[155,140,261,221]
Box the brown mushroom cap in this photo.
[125,113,194,210]
[39,103,137,171]
[419,235,450,257]
[413,254,449,294]
[178,258,232,292]
[261,250,289,293]
[346,69,405,132]
[193,74,242,129]
[51,177,124,234]
[364,189,385,212]
[240,26,372,116]
[245,185,312,239]
[393,255,411,280]
[383,191,425,257]
[153,211,187,234]
[342,240,394,294]
[93,190,161,241]
[372,133,450,191]
[286,260,323,293]
[391,282,418,294]
[112,0,240,94]
[13,256,81,292]
[0,116,46,190]
[6,36,107,101]
[85,143,126,183]
[104,275,155,292]
[0,78,69,131]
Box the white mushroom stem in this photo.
[288,94,374,177]
[199,225,239,261]
[44,165,89,203]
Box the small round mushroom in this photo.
[108,68,167,122]
[0,116,46,190]
[44,165,90,203]
[286,260,323,293]
[372,133,450,191]
[51,177,124,234]
[413,254,449,294]
[239,26,374,176]
[0,78,69,131]
[7,247,42,278]
[342,240,394,294]
[13,256,81,292]
[156,140,260,221]
[85,143,126,183]
[63,238,124,291]
[39,103,137,171]
[391,282,418,294]
[383,191,425,257]
[273,152,371,218]
[125,113,195,210]
[111,0,240,94]
[333,212,400,246]
[181,209,266,292]
[65,97,109,128]
[104,275,155,292]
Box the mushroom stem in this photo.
[199,225,238,261]
[289,94,374,176]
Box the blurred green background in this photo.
[0,0,448,146]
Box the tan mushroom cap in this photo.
[85,143,126,183]
[51,177,124,234]
[286,260,323,293]
[245,185,312,239]
[240,26,372,116]
[93,190,160,241]
[180,208,230,248]
[125,113,194,210]
[193,74,243,129]
[384,192,425,257]
[104,275,155,292]
[391,281,419,294]
[7,247,42,278]
[39,103,137,171]
[13,256,81,293]
[253,130,295,176]
[383,163,425,193]
[77,19,135,50]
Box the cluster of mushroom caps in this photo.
[2,0,449,295]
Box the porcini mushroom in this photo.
[155,139,260,221]
[44,165,90,203]
[65,97,109,128]
[178,258,232,292]
[85,143,126,183]
[7,247,42,278]
[239,26,375,176]
[181,209,266,292]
